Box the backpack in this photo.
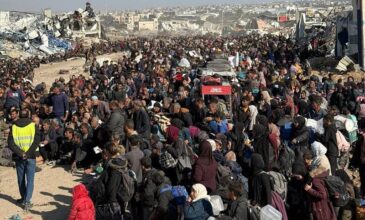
[247,203,260,220]
[324,175,350,207]
[267,171,288,201]
[159,185,188,206]
[336,130,351,153]
[116,170,136,203]
[235,174,249,194]
[159,151,177,169]
[216,163,234,187]
[278,144,295,178]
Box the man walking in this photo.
[8,109,40,211]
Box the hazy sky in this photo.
[0,0,278,13]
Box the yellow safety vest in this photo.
[12,122,36,152]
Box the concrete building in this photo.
[0,11,10,26]
[335,0,359,59]
[138,19,158,31]
[43,9,52,18]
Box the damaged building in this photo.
[0,2,102,59]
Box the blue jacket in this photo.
[209,120,228,134]
[184,199,213,220]
[50,92,69,118]
[5,89,24,109]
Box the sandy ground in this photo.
[0,165,85,220]
[33,52,126,88]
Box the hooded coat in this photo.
[250,153,272,206]
[192,141,218,192]
[252,124,274,170]
[68,184,95,220]
[287,161,311,220]
[306,171,337,220]
[292,116,309,154]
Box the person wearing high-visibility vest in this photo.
[8,109,40,212]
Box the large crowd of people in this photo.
[4,34,365,220]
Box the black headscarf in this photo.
[252,124,271,170]
[251,153,265,175]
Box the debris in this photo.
[0,3,103,59]
[59,70,70,75]
[336,56,355,72]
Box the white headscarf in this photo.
[311,141,327,169]
[249,105,258,131]
[192,183,210,202]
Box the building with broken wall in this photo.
[335,0,358,59]
[0,5,103,59]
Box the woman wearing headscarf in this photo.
[291,116,309,157]
[259,90,272,117]
[192,141,218,193]
[184,184,213,220]
[303,150,336,220]
[309,141,331,178]
[287,161,311,220]
[252,124,274,171]
[250,153,272,206]
[248,105,258,132]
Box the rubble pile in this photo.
[0,3,102,59]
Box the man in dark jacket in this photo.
[8,109,40,211]
[125,135,144,184]
[105,100,125,141]
[4,80,25,112]
[132,100,151,139]
[291,116,309,157]
[234,96,251,131]
[149,171,175,220]
[220,181,249,220]
[316,114,338,174]
[140,156,158,220]
[48,84,69,122]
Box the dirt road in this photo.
[0,165,82,220]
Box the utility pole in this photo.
[221,9,224,35]
[359,0,365,68]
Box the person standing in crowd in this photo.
[49,84,69,122]
[125,135,144,184]
[304,150,337,220]
[250,153,272,207]
[68,183,95,220]
[8,109,40,211]
[316,114,338,174]
[106,100,125,141]
[192,140,218,193]
[132,100,151,139]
